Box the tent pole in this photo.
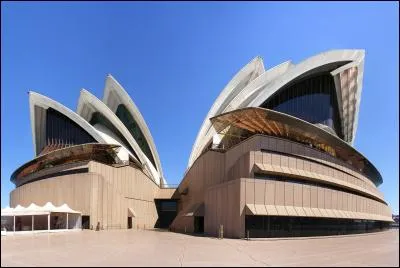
[48,214,50,232]
[32,215,34,231]
[13,215,15,233]
[66,213,68,230]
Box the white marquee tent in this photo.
[1,202,81,235]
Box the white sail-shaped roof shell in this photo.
[188,49,365,168]
[188,57,266,167]
[102,74,164,183]
[77,89,160,184]
[29,92,110,157]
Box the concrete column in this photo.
[32,215,34,231]
[48,214,50,231]
[66,213,69,230]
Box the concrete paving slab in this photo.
[1,229,398,267]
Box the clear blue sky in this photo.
[1,2,398,213]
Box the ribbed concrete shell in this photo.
[102,74,164,185]
[188,50,365,168]
[29,91,109,157]
[77,89,160,185]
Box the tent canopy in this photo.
[1,202,81,216]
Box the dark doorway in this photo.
[82,216,90,229]
[127,217,132,229]
[194,216,204,233]
[154,199,178,229]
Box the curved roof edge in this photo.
[102,74,164,182]
[77,89,161,185]
[188,56,265,167]
[29,91,109,156]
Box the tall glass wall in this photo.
[245,216,390,238]
[115,104,157,169]
[261,73,343,139]
[43,108,95,153]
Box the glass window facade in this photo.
[245,216,390,238]
[44,108,95,153]
[261,74,343,139]
[115,104,157,170]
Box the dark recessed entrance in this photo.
[127,217,132,229]
[194,216,204,233]
[155,199,178,229]
[82,215,90,229]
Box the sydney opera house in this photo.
[9,49,393,238]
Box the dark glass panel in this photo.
[261,74,343,139]
[245,215,390,238]
[43,108,95,154]
[115,104,157,170]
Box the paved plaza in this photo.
[1,229,398,267]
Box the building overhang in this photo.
[11,143,121,186]
[209,107,382,186]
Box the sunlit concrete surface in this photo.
[1,229,398,267]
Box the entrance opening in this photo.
[82,215,90,229]
[194,216,204,233]
[154,199,178,229]
[127,217,132,229]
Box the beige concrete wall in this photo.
[241,178,392,219]
[171,151,225,233]
[248,134,378,189]
[171,134,392,238]
[10,173,96,215]
[204,179,242,238]
[252,150,384,202]
[11,160,161,230]
[224,135,382,201]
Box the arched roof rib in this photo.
[29,91,109,157]
[77,89,160,184]
[102,74,164,183]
